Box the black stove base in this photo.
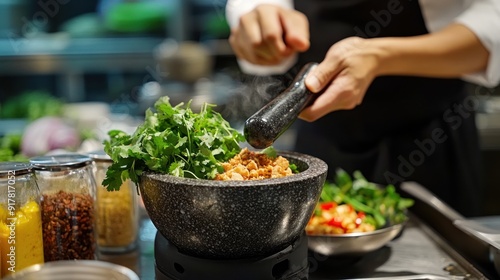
[154,232,309,280]
[155,264,308,280]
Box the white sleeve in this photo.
[225,0,296,76]
[420,0,500,88]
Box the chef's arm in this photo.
[373,23,489,80]
[303,22,498,121]
[375,0,500,88]
[418,0,500,88]
[306,0,500,93]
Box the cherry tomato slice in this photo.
[320,202,337,211]
[327,217,344,229]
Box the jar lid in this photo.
[30,154,93,171]
[87,150,112,162]
[0,162,32,177]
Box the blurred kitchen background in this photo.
[0,0,244,111]
[0,0,499,215]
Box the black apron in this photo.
[291,0,484,217]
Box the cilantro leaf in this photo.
[261,146,278,158]
[102,97,245,191]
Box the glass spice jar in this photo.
[30,154,98,262]
[0,162,44,278]
[88,150,138,253]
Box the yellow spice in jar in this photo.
[97,181,137,248]
[0,200,44,277]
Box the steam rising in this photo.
[221,70,296,126]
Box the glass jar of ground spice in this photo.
[88,150,138,253]
[0,162,44,277]
[30,154,98,262]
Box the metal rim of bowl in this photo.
[3,260,140,280]
[306,222,406,256]
[307,220,406,238]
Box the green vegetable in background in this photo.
[319,169,414,229]
[105,2,168,33]
[1,134,22,154]
[0,134,28,162]
[0,91,63,120]
[103,97,246,192]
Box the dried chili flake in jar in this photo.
[41,191,96,260]
[30,154,98,262]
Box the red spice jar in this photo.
[30,154,98,262]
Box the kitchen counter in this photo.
[101,212,494,280]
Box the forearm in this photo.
[375,24,489,78]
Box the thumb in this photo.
[305,60,340,93]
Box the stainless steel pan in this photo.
[400,182,497,278]
[454,217,500,276]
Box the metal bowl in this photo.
[3,260,139,280]
[307,222,406,256]
[139,151,328,259]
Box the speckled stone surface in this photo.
[139,151,327,259]
[244,62,317,149]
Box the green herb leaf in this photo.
[102,97,245,191]
[261,146,278,158]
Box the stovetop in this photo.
[154,231,308,280]
[98,212,493,280]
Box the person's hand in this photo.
[301,37,385,121]
[229,4,310,65]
